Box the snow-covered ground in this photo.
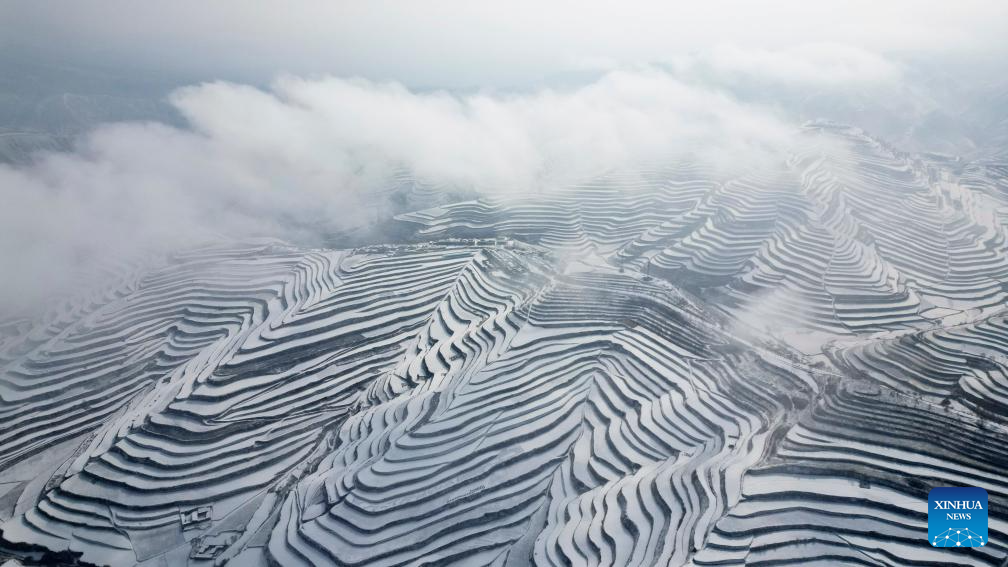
[2,125,1007,566]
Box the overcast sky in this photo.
[2,0,1006,88]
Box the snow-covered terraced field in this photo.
[2,125,1008,565]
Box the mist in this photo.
[2,1,1006,88]
[1,1,1006,316]
[0,69,805,313]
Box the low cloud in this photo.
[681,43,902,87]
[1,68,800,315]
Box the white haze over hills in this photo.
[2,2,1008,566]
[3,0,1006,86]
[1,69,806,312]
[1,37,1006,314]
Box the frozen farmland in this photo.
[2,124,1008,566]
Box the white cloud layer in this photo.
[0,70,799,314]
[683,43,902,86]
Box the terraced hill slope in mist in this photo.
[2,124,1008,566]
